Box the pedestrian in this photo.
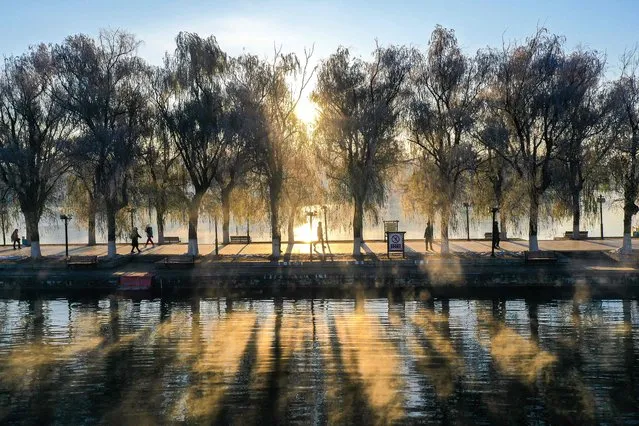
[130,227,141,254]
[144,224,154,248]
[492,220,500,250]
[11,229,20,250]
[313,221,325,255]
[424,220,434,251]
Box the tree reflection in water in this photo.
[0,295,637,424]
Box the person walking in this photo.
[313,221,325,255]
[424,220,434,251]
[492,220,501,250]
[11,229,20,250]
[130,227,141,254]
[144,224,154,248]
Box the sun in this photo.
[295,97,319,127]
[293,223,314,244]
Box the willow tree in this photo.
[232,49,314,258]
[54,30,148,257]
[407,27,487,253]
[0,45,71,258]
[609,51,639,254]
[313,45,411,256]
[155,33,236,255]
[484,29,590,251]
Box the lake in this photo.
[0,294,637,424]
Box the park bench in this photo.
[229,235,251,244]
[524,251,558,263]
[383,220,399,241]
[163,236,181,244]
[67,255,98,268]
[161,255,195,268]
[564,231,588,240]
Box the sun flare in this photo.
[295,97,318,127]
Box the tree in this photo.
[551,50,609,239]
[0,44,71,258]
[407,27,487,253]
[155,32,236,255]
[54,30,148,257]
[313,44,411,256]
[233,49,314,258]
[609,50,639,254]
[483,29,586,251]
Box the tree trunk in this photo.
[1,212,6,246]
[269,181,282,259]
[529,189,540,251]
[500,212,508,238]
[156,207,165,245]
[287,209,295,245]
[188,192,205,256]
[221,186,231,245]
[440,213,450,254]
[106,204,117,258]
[23,210,41,259]
[353,199,363,256]
[571,189,581,240]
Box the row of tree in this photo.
[1,27,638,259]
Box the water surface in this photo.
[0,295,637,424]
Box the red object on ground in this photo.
[119,272,153,290]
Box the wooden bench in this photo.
[229,235,251,244]
[383,220,399,241]
[67,255,98,268]
[524,251,558,263]
[162,255,195,268]
[163,236,181,244]
[564,231,588,240]
[484,232,508,240]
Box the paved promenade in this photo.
[0,238,626,260]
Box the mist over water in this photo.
[1,295,638,424]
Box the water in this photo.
[0,295,638,425]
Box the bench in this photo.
[229,235,251,244]
[67,255,98,268]
[161,255,195,268]
[163,236,181,244]
[484,232,508,240]
[564,231,588,240]
[524,251,558,263]
[383,220,399,241]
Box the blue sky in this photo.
[1,0,637,68]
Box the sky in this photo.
[1,0,637,239]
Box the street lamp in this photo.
[597,195,606,240]
[60,214,72,258]
[491,207,499,258]
[463,202,470,241]
[321,205,328,242]
[306,210,317,260]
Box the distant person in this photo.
[313,221,325,254]
[130,227,141,254]
[11,229,20,250]
[424,220,434,251]
[144,224,154,248]
[492,221,500,249]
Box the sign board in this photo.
[386,231,405,258]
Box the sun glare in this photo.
[293,223,314,243]
[295,97,318,127]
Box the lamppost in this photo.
[127,207,136,230]
[491,207,499,258]
[60,214,72,258]
[214,215,219,256]
[463,202,470,241]
[597,195,606,240]
[0,206,6,246]
[306,210,317,260]
[321,205,328,242]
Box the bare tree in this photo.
[407,26,488,253]
[154,32,236,255]
[53,30,148,257]
[0,45,71,258]
[233,49,314,258]
[313,44,411,256]
[609,50,639,253]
